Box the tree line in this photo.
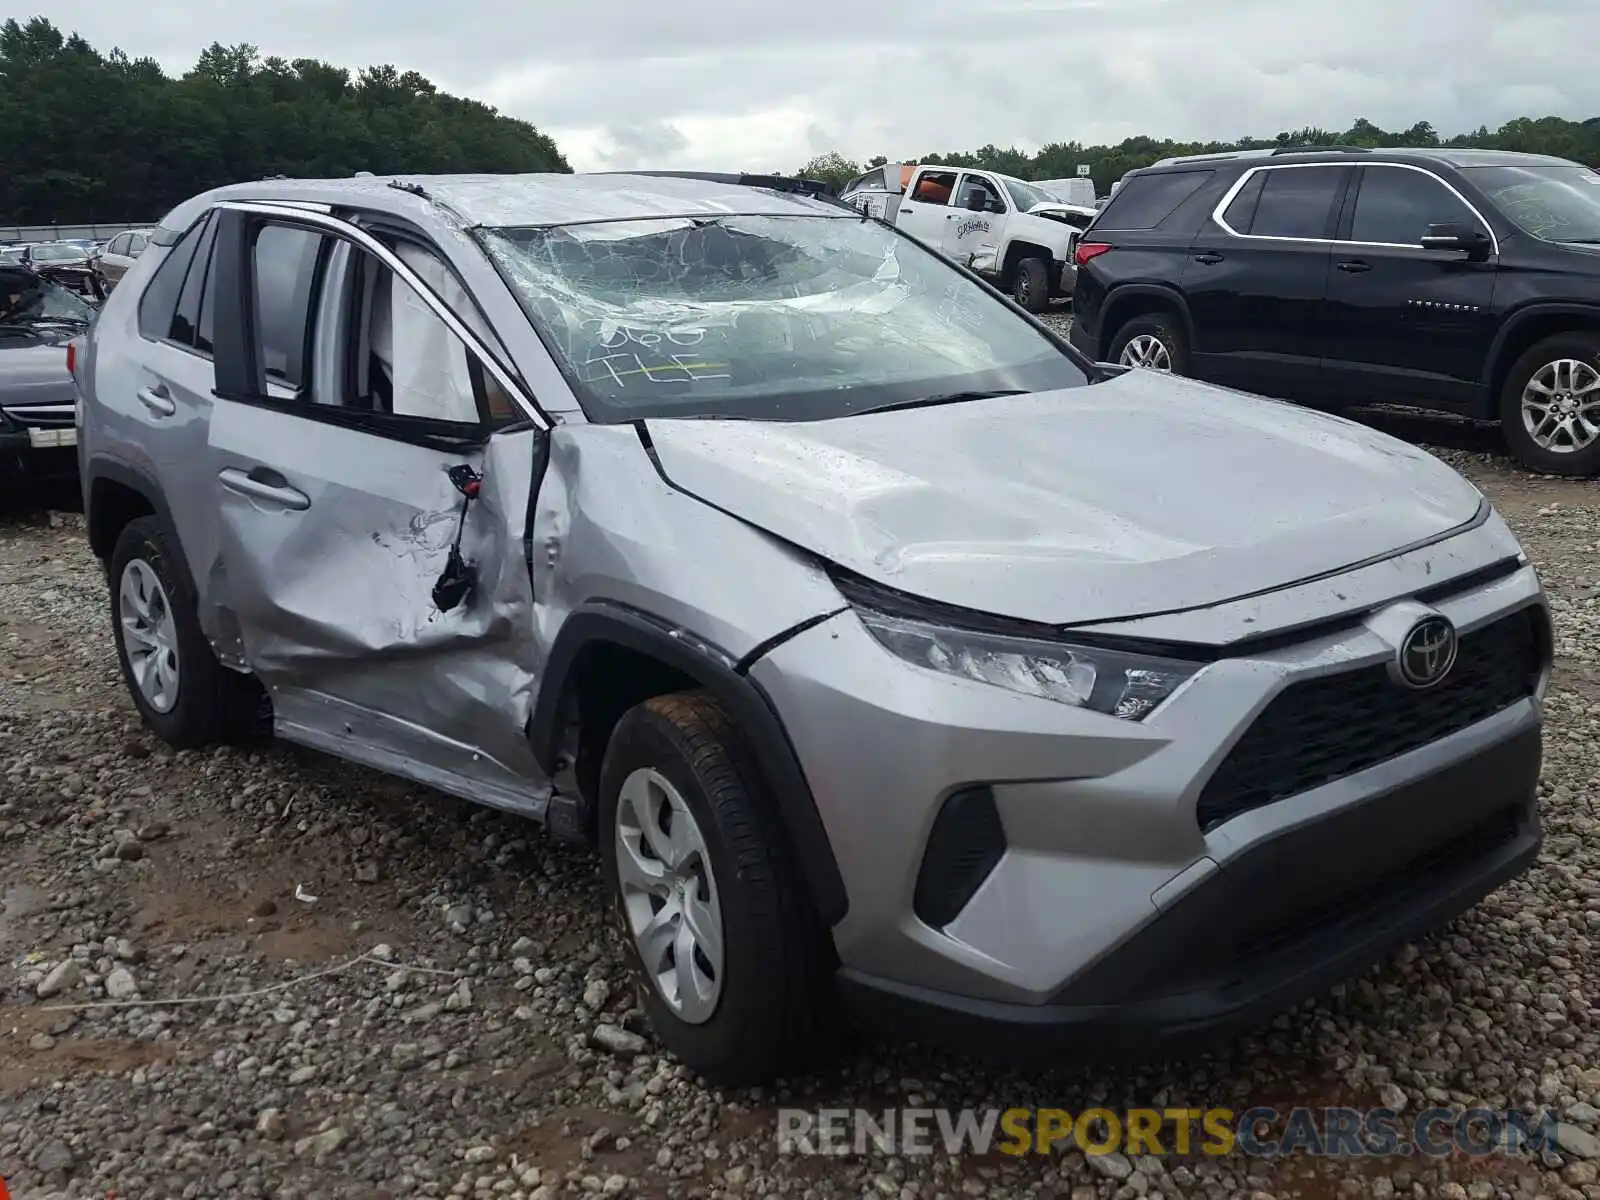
[0,16,569,224]
[797,115,1600,195]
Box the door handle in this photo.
[219,467,310,511]
[1192,252,1224,265]
[1336,260,1372,273]
[136,385,175,417]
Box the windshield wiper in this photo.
[856,388,1027,416]
[1562,238,1600,245]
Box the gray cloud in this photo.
[46,0,1600,172]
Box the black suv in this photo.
[1068,147,1600,475]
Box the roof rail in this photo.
[1146,149,1277,169]
[596,170,857,211]
[1269,145,1371,155]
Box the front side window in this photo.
[1465,165,1600,244]
[1349,166,1482,246]
[480,213,1089,423]
[957,174,1003,211]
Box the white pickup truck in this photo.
[838,163,1082,312]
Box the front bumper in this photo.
[838,725,1539,1058]
[0,417,78,488]
[749,517,1548,1043]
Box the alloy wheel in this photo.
[1119,333,1173,372]
[1521,358,1600,453]
[614,766,726,1024]
[118,558,181,713]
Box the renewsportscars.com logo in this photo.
[777,1105,1570,1159]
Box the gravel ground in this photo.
[1,411,1598,1199]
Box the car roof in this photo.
[1134,146,1582,175]
[154,172,850,240]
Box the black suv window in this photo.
[251,224,327,391]
[1094,170,1212,230]
[1239,166,1345,239]
[1349,165,1482,246]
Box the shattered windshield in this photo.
[0,270,96,327]
[1466,165,1600,244]
[479,214,1087,422]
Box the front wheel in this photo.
[1498,332,1600,476]
[598,692,833,1085]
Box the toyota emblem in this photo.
[1396,616,1458,689]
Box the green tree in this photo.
[0,15,570,223]
[805,114,1600,200]
[795,151,862,190]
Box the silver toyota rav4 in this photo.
[75,171,1551,1084]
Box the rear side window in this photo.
[1221,172,1267,232]
[252,224,328,391]
[1093,170,1213,230]
[136,216,208,344]
[911,171,957,205]
[171,215,220,353]
[1245,166,1346,239]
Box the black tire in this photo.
[1107,312,1190,375]
[1497,332,1600,477]
[598,691,834,1086]
[108,516,267,748]
[1011,256,1050,314]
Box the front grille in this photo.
[1196,608,1544,831]
[1,403,74,429]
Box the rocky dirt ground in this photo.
[0,412,1597,1200]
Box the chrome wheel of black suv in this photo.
[1110,314,1188,374]
[1500,333,1600,477]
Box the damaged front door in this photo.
[205,206,551,815]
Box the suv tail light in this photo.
[1074,242,1112,268]
[65,338,77,377]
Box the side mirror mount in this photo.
[1421,223,1492,262]
[987,197,1006,214]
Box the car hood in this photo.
[643,372,1486,626]
[0,341,75,407]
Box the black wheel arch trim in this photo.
[1484,302,1600,389]
[84,455,182,561]
[1100,284,1195,359]
[527,600,850,926]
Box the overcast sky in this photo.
[43,0,1598,173]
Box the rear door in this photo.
[1182,163,1351,396]
[895,169,959,249]
[85,211,229,639]
[203,203,551,814]
[1321,163,1499,409]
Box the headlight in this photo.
[856,608,1200,720]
